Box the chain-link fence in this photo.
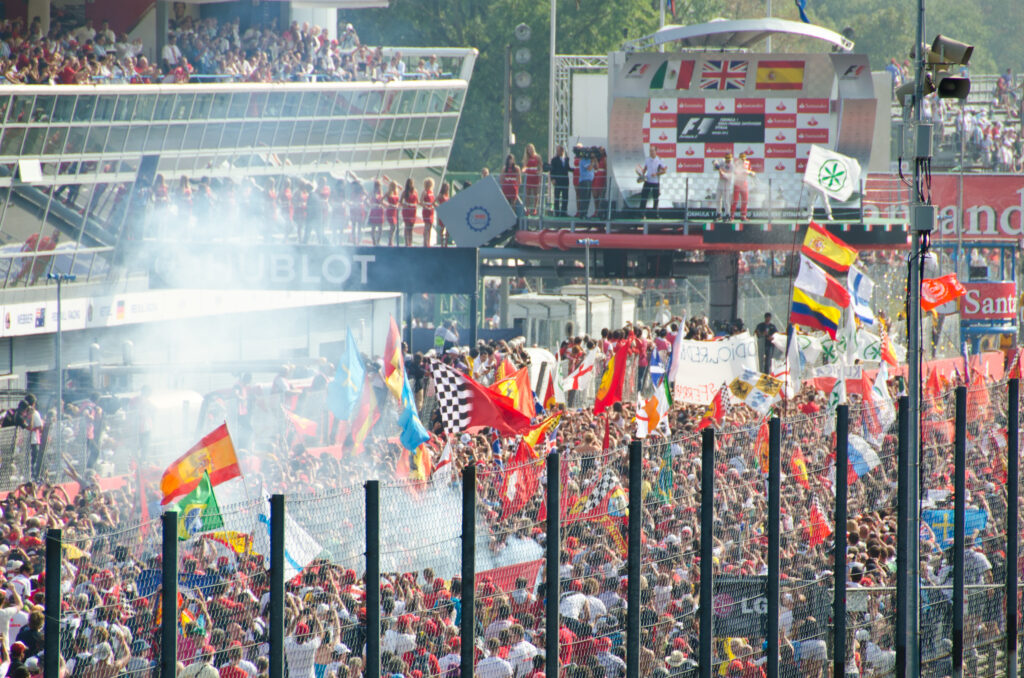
[59,509,163,677]
[34,376,1024,678]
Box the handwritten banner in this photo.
[673,334,759,405]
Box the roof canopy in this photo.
[623,18,854,53]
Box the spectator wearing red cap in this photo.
[594,636,625,678]
[283,604,323,678]
[7,640,27,675]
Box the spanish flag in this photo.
[594,345,629,415]
[523,412,562,455]
[349,374,379,454]
[800,221,858,272]
[755,60,805,90]
[790,287,842,339]
[160,423,241,505]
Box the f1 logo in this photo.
[680,117,716,137]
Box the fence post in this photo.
[269,494,285,678]
[627,441,642,678]
[896,395,909,678]
[365,481,381,678]
[699,428,715,678]
[545,452,560,678]
[766,417,780,678]
[833,405,849,678]
[44,528,61,678]
[161,510,178,678]
[952,386,967,678]
[1007,378,1019,678]
[461,466,476,678]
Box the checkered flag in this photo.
[431,360,473,433]
[567,469,621,521]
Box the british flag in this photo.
[700,60,748,90]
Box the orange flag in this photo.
[160,423,240,505]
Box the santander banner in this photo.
[960,282,1018,322]
[865,173,1024,240]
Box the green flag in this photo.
[176,471,223,540]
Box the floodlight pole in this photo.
[905,0,929,673]
[47,272,76,475]
[548,0,556,157]
[578,238,599,336]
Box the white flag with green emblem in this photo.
[803,145,862,202]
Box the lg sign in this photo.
[961,282,1018,322]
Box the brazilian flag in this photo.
[176,471,224,541]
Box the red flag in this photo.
[594,346,629,414]
[921,273,967,311]
[601,417,611,451]
[490,367,536,419]
[790,446,810,490]
[879,324,898,367]
[282,406,317,438]
[432,361,531,435]
[697,388,724,431]
[542,370,557,410]
[924,368,943,399]
[807,497,832,547]
[755,419,770,474]
[966,372,991,418]
[496,355,517,381]
[499,440,542,520]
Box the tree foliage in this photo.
[347,0,1016,170]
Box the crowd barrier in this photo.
[35,378,1023,678]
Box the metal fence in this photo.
[32,377,1024,678]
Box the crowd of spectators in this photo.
[0,301,1010,678]
[0,14,443,86]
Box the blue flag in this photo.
[794,0,810,23]
[922,508,988,549]
[327,329,365,420]
[398,372,430,452]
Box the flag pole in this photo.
[224,419,255,510]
